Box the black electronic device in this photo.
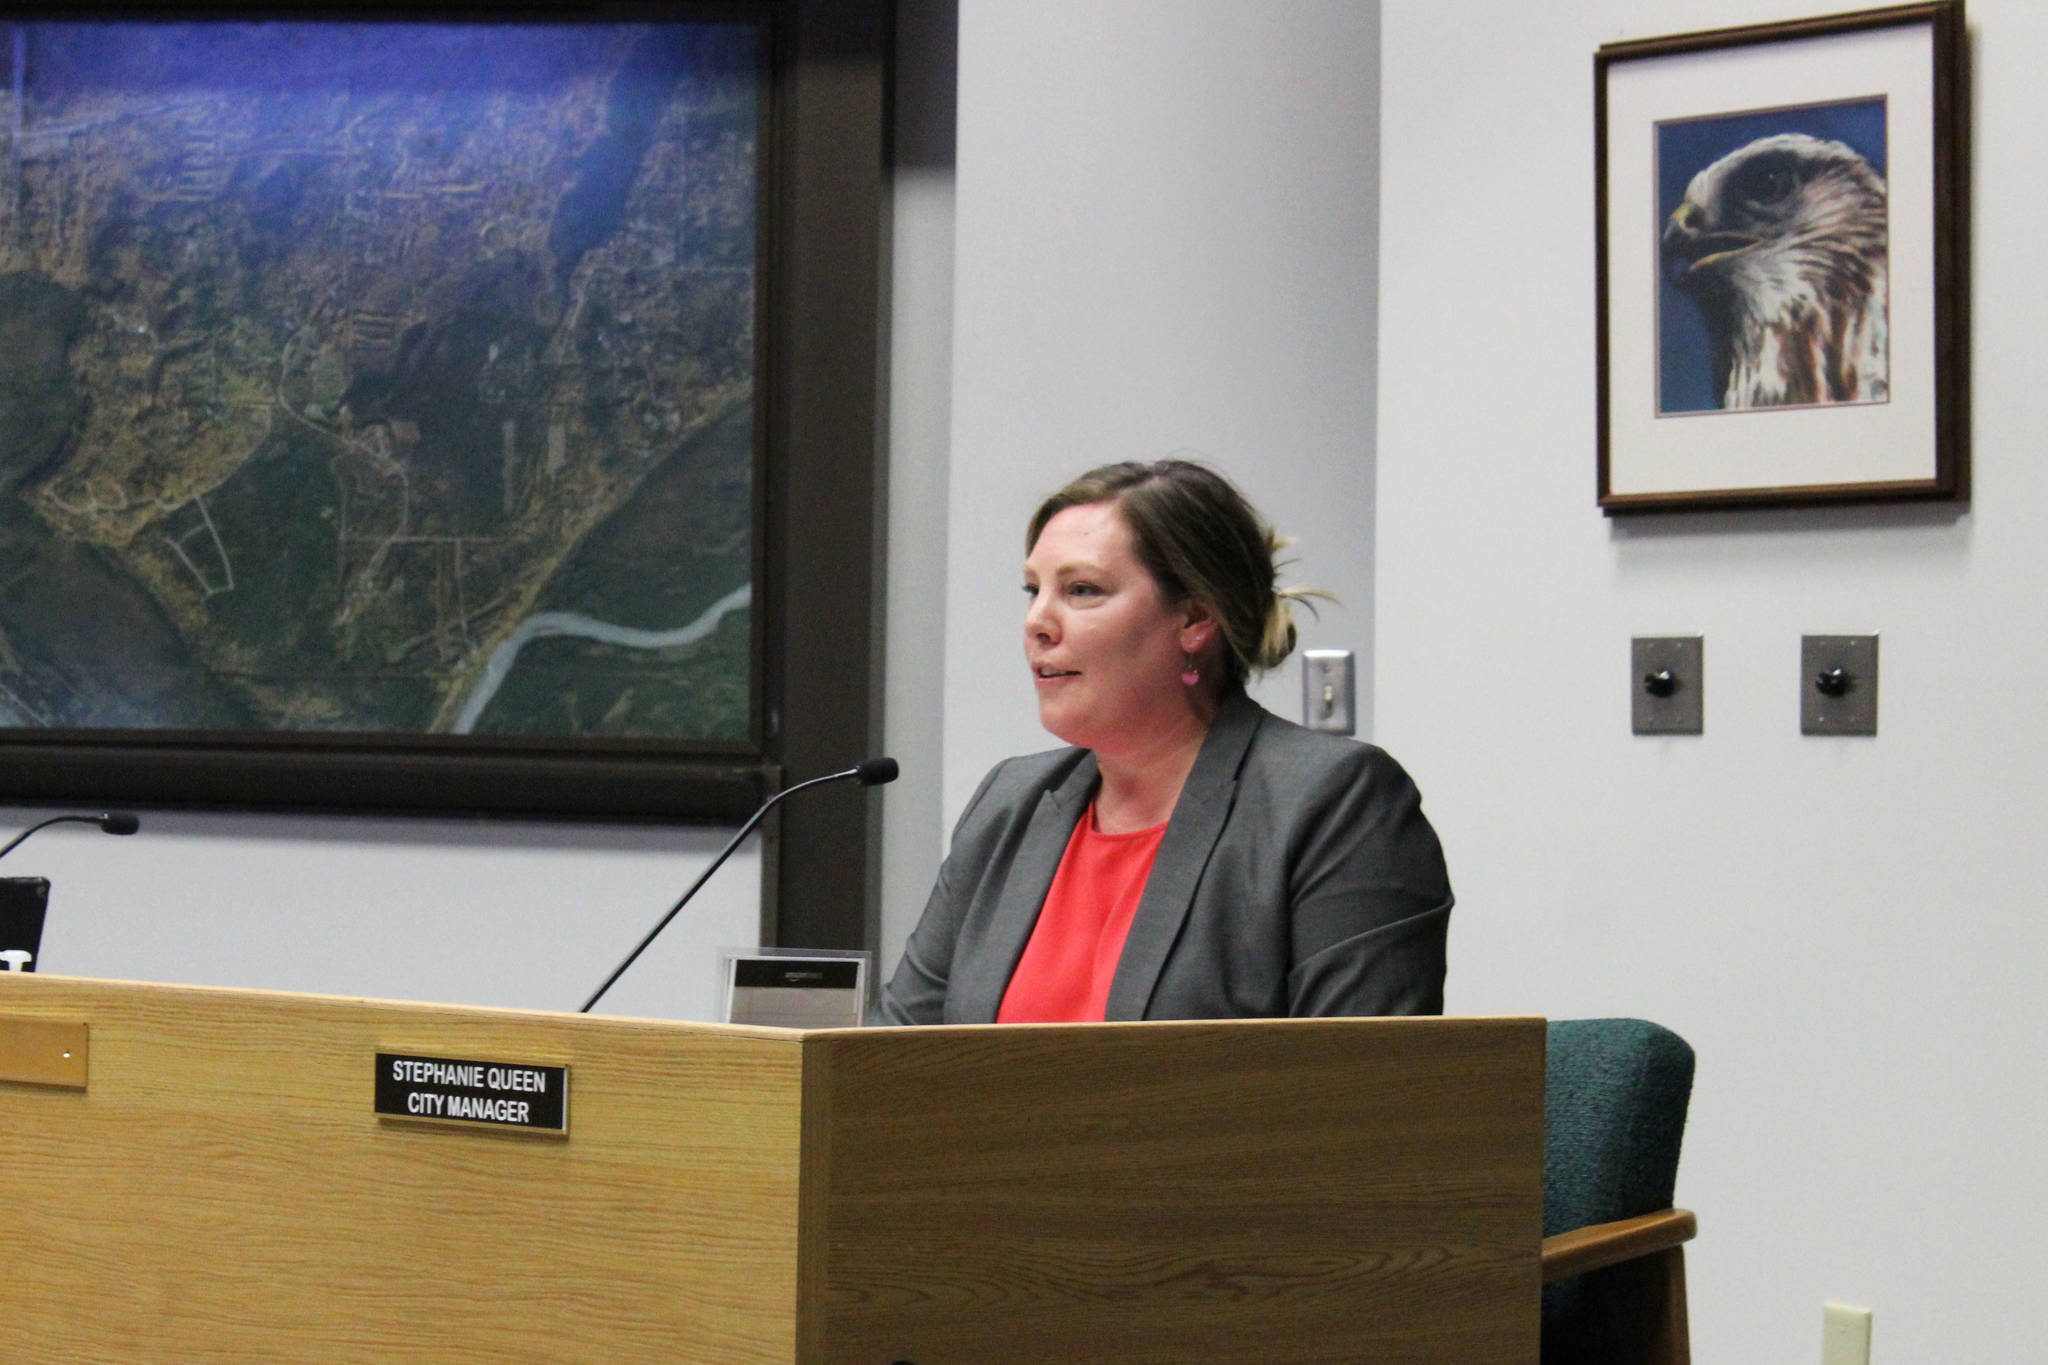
[0,878,52,973]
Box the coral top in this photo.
[996,803,1166,1023]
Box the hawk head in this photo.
[1661,132,1888,408]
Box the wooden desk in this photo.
[0,974,1541,1363]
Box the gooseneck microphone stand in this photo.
[579,759,896,1013]
[0,812,141,863]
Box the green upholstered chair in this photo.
[1541,1018,1698,1365]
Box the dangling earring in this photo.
[1181,654,1201,687]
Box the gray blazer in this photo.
[880,690,1452,1024]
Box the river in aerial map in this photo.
[0,19,758,742]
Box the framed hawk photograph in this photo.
[1595,1,1968,514]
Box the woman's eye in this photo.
[1067,582,1100,597]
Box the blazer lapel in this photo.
[949,751,1098,1023]
[1102,691,1261,1020]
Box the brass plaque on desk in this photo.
[0,1018,88,1089]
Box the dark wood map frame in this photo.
[0,1,886,948]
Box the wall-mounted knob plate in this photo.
[1632,636,1702,735]
[1801,634,1878,735]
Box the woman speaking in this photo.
[880,460,1451,1025]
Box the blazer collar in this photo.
[951,747,1099,1024]
[953,692,1265,1025]
[1103,689,1262,1020]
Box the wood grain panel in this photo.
[1541,1208,1697,1283]
[801,1016,1544,1365]
[0,974,805,1364]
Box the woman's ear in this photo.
[1178,602,1218,655]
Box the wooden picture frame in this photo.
[0,1,885,948]
[0,5,882,806]
[1596,1,1967,514]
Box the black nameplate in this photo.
[731,957,862,990]
[375,1053,568,1133]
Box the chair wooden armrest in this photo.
[1541,1207,1697,1284]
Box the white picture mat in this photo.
[1605,23,1936,498]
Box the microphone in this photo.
[0,811,142,863]
[579,758,898,1013]
[852,756,898,787]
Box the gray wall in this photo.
[1379,2,2039,1359]
[17,809,758,1022]
[877,0,960,980]
[883,0,1385,969]
[934,0,1384,820]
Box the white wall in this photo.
[933,0,1383,867]
[8,806,758,1021]
[1379,2,2045,1360]
[878,0,959,977]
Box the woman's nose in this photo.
[1023,590,1055,639]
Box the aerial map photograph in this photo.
[0,19,758,743]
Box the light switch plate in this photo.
[1802,634,1878,735]
[1632,636,1703,735]
[1821,1302,1873,1365]
[1302,650,1355,735]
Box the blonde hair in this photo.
[1027,460,1326,689]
